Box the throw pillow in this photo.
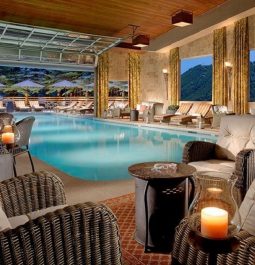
[238,179,255,236]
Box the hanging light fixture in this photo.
[172,10,193,27]
[132,34,150,47]
[129,24,150,47]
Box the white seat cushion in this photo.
[189,159,235,175]
[27,204,67,220]
[7,205,67,230]
[8,215,29,229]
[239,179,255,235]
[0,207,11,231]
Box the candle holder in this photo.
[0,122,20,148]
[188,172,241,265]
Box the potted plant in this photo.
[166,105,179,114]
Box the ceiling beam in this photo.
[147,0,255,53]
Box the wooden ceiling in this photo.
[0,0,227,40]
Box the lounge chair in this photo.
[77,101,94,114]
[154,103,193,123]
[15,100,31,112]
[67,100,85,113]
[170,102,211,125]
[29,100,45,111]
[0,101,6,112]
[54,101,77,112]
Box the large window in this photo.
[0,66,94,97]
[250,50,255,101]
[181,56,212,101]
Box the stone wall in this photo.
[108,14,255,112]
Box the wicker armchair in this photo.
[172,115,255,265]
[12,116,35,175]
[182,115,255,200]
[172,217,255,265]
[0,171,122,265]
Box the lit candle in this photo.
[2,132,15,144]
[3,125,13,133]
[201,207,228,239]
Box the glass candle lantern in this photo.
[188,172,241,240]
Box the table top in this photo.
[128,162,196,180]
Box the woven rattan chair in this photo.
[12,116,35,174]
[0,112,14,123]
[172,115,255,265]
[0,170,122,265]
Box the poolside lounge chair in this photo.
[67,100,85,113]
[154,103,193,123]
[54,101,77,112]
[0,101,6,112]
[15,100,31,112]
[77,101,94,114]
[29,100,45,111]
[170,102,211,125]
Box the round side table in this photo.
[128,162,196,253]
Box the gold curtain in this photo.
[96,53,109,117]
[129,52,141,109]
[233,18,249,114]
[169,48,180,105]
[213,27,228,105]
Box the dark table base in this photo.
[135,178,187,253]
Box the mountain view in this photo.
[250,61,255,101]
[0,66,94,96]
[181,64,212,101]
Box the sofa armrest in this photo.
[0,170,66,218]
[172,217,255,265]
[235,149,255,199]
[0,202,122,265]
[182,141,216,163]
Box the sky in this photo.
[251,50,255,62]
[181,55,212,74]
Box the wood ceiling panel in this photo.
[0,0,228,39]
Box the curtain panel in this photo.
[169,48,180,105]
[233,17,249,114]
[96,53,109,117]
[128,53,141,109]
[213,27,228,106]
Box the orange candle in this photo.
[3,125,13,133]
[2,132,14,144]
[201,207,228,239]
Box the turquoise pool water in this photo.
[14,113,217,181]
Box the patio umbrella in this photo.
[11,79,44,104]
[50,80,80,96]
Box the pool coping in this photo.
[16,111,219,137]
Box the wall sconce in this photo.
[162,69,169,100]
[225,61,233,101]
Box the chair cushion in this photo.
[27,204,67,220]
[8,215,29,229]
[239,179,255,235]
[0,207,11,231]
[189,159,235,175]
[7,205,67,230]
[215,115,255,161]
